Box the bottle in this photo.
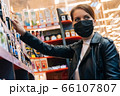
[36,31,41,40]
[40,31,44,41]
[32,31,36,36]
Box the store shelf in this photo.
[30,56,64,59]
[61,20,72,25]
[34,67,68,74]
[44,36,81,44]
[24,25,60,31]
[23,52,30,59]
[0,46,33,74]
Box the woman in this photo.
[12,4,120,80]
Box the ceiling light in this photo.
[55,0,59,4]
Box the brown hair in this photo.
[70,4,95,21]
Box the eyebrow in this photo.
[74,13,90,19]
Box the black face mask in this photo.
[74,20,94,37]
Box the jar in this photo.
[51,34,57,40]
[45,35,50,41]
[65,30,70,37]
[57,33,62,39]
[70,29,76,37]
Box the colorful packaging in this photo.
[23,9,30,26]
[39,10,46,28]
[0,26,8,51]
[44,8,52,27]
[30,9,37,26]
[51,7,58,25]
[40,58,48,71]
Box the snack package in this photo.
[30,9,37,26]
[23,9,30,26]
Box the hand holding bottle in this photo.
[12,19,26,36]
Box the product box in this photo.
[44,8,52,27]
[15,12,23,25]
[39,10,46,28]
[31,59,38,72]
[34,72,47,80]
[30,9,37,26]
[0,26,8,51]
[34,59,42,71]
[40,58,48,71]
[23,9,30,26]
[51,7,59,26]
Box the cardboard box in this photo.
[40,58,48,71]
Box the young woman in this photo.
[12,4,120,80]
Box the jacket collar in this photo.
[78,32,102,44]
[91,32,102,44]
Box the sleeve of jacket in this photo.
[103,39,120,79]
[20,32,75,58]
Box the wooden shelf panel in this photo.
[0,18,33,75]
[0,46,33,74]
[34,67,68,74]
[24,25,60,31]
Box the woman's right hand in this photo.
[12,19,26,36]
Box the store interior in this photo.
[0,0,120,80]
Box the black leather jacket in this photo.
[20,32,120,80]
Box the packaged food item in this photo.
[44,8,52,27]
[0,26,8,51]
[40,58,48,71]
[51,34,57,40]
[39,10,46,28]
[65,30,70,37]
[34,59,41,71]
[70,29,76,36]
[30,9,37,26]
[57,33,62,39]
[23,9,30,26]
[51,7,58,26]
[45,35,50,41]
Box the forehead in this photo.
[73,9,90,18]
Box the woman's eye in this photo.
[75,17,80,22]
[84,16,90,20]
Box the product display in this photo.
[0,0,119,81]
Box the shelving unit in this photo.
[0,18,34,80]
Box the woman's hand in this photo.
[12,19,26,36]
